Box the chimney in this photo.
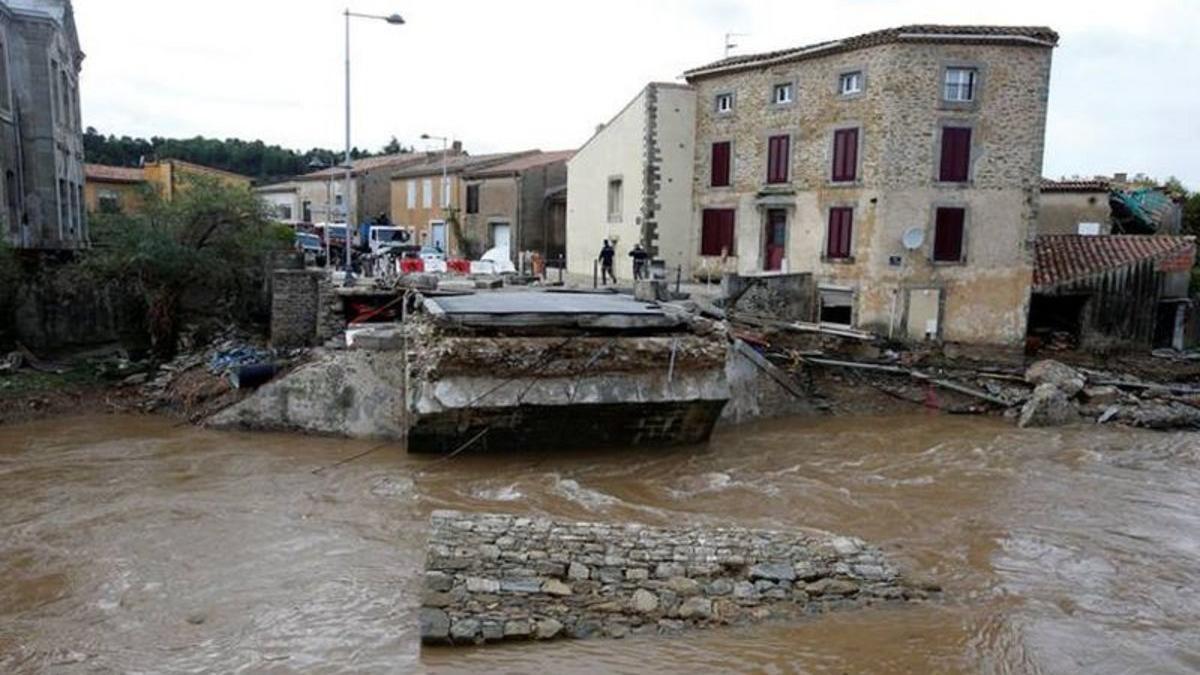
[1113,172,1128,183]
[451,140,463,154]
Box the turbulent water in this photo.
[3,414,1200,673]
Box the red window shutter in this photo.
[826,207,853,259]
[832,128,858,182]
[711,141,731,187]
[939,127,971,182]
[766,135,789,184]
[701,208,736,256]
[933,207,965,261]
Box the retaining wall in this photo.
[421,510,925,644]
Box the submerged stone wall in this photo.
[421,510,928,645]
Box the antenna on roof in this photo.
[724,32,749,58]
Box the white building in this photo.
[565,82,695,280]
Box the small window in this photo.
[772,83,793,105]
[715,92,734,114]
[276,204,292,220]
[466,184,480,214]
[819,287,853,326]
[766,135,790,184]
[607,177,623,222]
[826,207,853,259]
[839,71,863,95]
[933,207,966,262]
[831,128,859,182]
[939,127,972,182]
[710,141,731,188]
[60,71,70,127]
[944,67,977,102]
[302,200,312,222]
[98,189,121,214]
[406,179,416,208]
[422,178,433,208]
[701,208,736,256]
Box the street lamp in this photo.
[421,133,450,252]
[342,7,405,286]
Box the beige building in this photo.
[259,152,428,227]
[84,159,251,214]
[1037,179,1112,235]
[684,24,1058,346]
[461,150,573,261]
[565,82,696,279]
[389,150,532,254]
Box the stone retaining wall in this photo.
[421,510,928,645]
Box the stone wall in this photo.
[722,272,815,322]
[421,510,923,645]
[270,269,342,348]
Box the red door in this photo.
[764,209,787,271]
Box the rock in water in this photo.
[420,608,450,641]
[1025,360,1086,397]
[1019,383,1078,428]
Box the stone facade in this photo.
[0,0,86,250]
[421,510,925,644]
[565,83,696,280]
[460,150,572,262]
[270,269,342,348]
[686,27,1057,346]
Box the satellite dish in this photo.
[901,227,926,251]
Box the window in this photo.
[826,207,853,259]
[944,68,977,102]
[711,141,731,187]
[0,41,10,111]
[715,92,734,114]
[939,127,972,182]
[933,207,966,262]
[422,178,433,208]
[701,208,735,256]
[98,189,121,214]
[60,71,70,127]
[819,287,853,326]
[406,179,416,208]
[607,177,623,222]
[831,128,859,182]
[302,200,312,222]
[50,60,59,120]
[57,179,66,232]
[772,83,793,105]
[766,135,790,184]
[839,71,863,95]
[466,184,480,214]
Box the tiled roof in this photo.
[466,150,575,177]
[298,152,429,181]
[390,151,539,179]
[685,25,1059,79]
[1034,235,1196,290]
[84,163,145,183]
[1041,178,1111,192]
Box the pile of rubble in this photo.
[1019,359,1200,430]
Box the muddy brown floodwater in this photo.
[3,413,1200,674]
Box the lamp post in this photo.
[342,8,405,286]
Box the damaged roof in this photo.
[1034,235,1196,290]
[685,25,1059,79]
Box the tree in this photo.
[83,175,291,355]
[1183,192,1200,238]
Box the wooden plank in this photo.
[733,339,807,400]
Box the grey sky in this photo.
[76,0,1199,187]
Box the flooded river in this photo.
[3,414,1200,673]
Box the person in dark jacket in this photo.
[599,240,615,284]
[629,243,649,280]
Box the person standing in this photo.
[599,240,616,285]
[629,243,649,280]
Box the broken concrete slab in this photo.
[1018,383,1078,428]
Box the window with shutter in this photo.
[766,135,789,184]
[933,207,966,262]
[826,207,854,259]
[701,209,736,256]
[831,128,858,182]
[711,141,731,187]
[466,184,480,214]
[939,127,972,182]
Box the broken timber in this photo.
[733,339,807,400]
[801,356,1012,407]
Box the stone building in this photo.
[565,82,696,280]
[1037,179,1112,235]
[459,149,573,262]
[260,152,429,228]
[0,0,85,250]
[388,150,533,255]
[683,25,1058,346]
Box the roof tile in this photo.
[1034,235,1196,290]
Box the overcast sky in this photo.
[75,0,1199,188]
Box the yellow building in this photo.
[389,151,535,254]
[84,159,252,214]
